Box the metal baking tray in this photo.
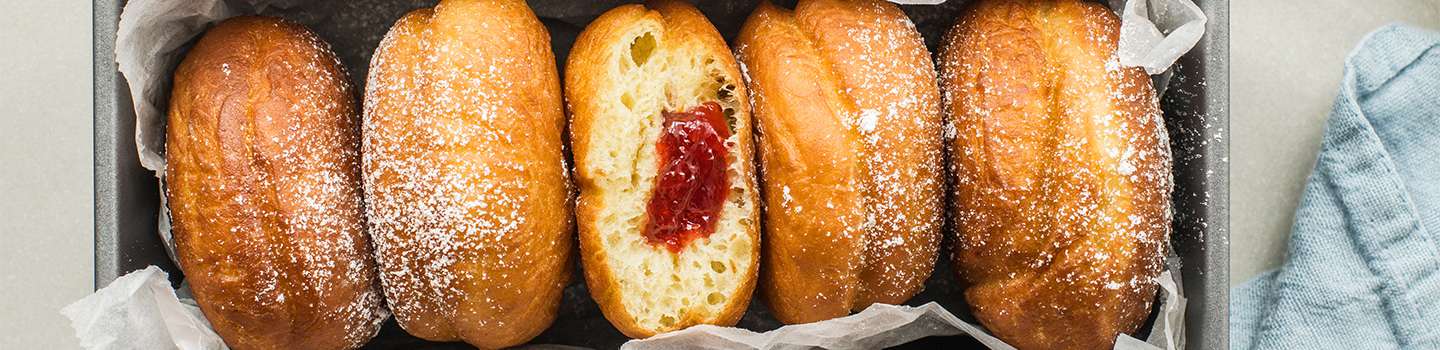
[93,0,1229,348]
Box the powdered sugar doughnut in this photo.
[361,0,572,348]
[939,1,1174,349]
[165,16,386,350]
[734,0,946,325]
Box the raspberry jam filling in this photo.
[644,102,732,253]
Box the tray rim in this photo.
[1193,0,1231,348]
[93,0,118,291]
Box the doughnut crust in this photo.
[939,1,1173,349]
[735,0,945,324]
[165,16,386,350]
[565,0,761,338]
[361,0,572,348]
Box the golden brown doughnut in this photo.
[939,1,1174,349]
[165,16,385,350]
[361,0,572,348]
[735,0,946,324]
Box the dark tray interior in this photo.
[93,0,1229,348]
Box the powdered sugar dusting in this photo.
[856,108,880,133]
[814,1,945,306]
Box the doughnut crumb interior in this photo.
[565,0,761,338]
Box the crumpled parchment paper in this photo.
[1111,0,1208,75]
[623,271,1187,350]
[98,0,1207,349]
[1109,0,1208,95]
[61,267,228,350]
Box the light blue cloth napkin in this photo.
[1231,24,1440,349]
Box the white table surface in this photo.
[2,0,1439,348]
[0,1,94,349]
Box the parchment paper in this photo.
[1110,0,1208,95]
[624,271,1186,350]
[61,266,227,350]
[1111,0,1208,75]
[99,0,1207,349]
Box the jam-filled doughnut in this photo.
[564,0,760,338]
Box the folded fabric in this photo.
[1231,24,1440,349]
